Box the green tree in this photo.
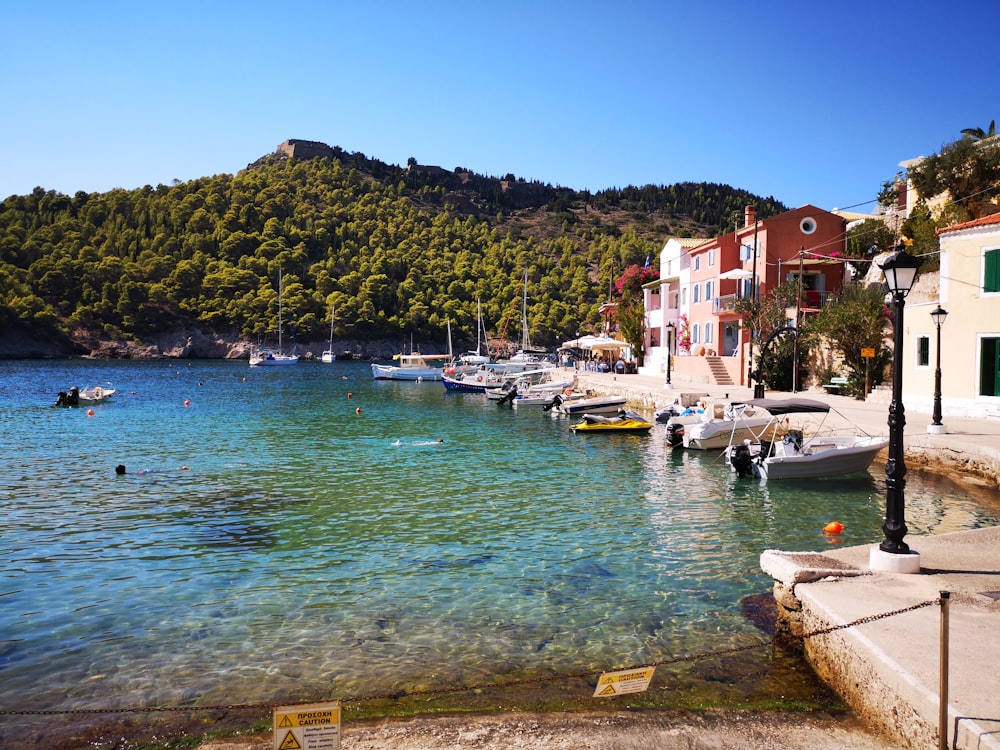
[810,282,891,398]
[908,135,1000,222]
[734,279,804,390]
[614,264,658,364]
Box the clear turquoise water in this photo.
[1,359,996,737]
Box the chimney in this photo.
[744,205,756,228]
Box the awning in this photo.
[745,397,831,415]
[586,337,631,355]
[719,268,754,280]
[560,335,630,352]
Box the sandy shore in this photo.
[196,708,897,749]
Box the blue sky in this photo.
[2,1,998,213]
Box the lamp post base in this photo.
[927,423,947,435]
[869,546,921,574]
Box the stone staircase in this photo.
[705,356,734,386]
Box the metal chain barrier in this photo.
[0,598,939,717]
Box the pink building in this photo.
[643,205,847,387]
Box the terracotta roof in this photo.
[667,236,709,248]
[936,211,1000,235]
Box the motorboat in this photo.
[724,397,888,481]
[490,372,576,405]
[78,384,116,403]
[551,393,627,415]
[447,364,557,394]
[56,385,116,406]
[371,353,450,381]
[444,365,513,392]
[511,393,559,409]
[250,270,298,366]
[570,411,653,433]
[674,400,774,450]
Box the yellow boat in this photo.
[570,411,653,433]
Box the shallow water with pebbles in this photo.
[1,359,996,745]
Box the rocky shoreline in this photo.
[0,327,439,362]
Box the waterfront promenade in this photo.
[577,369,1000,749]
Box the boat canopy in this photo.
[744,397,831,415]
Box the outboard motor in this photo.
[730,442,755,479]
[543,394,563,412]
[666,422,685,448]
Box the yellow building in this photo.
[903,213,1000,420]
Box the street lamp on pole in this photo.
[871,246,923,574]
[665,322,675,388]
[928,306,948,434]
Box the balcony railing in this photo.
[713,291,834,314]
[714,294,739,313]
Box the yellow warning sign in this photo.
[861,347,875,358]
[592,666,656,697]
[274,701,341,750]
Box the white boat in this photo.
[490,271,554,374]
[492,372,576,406]
[675,400,774,450]
[552,393,628,415]
[56,384,116,405]
[78,384,116,403]
[321,305,337,363]
[250,270,298,367]
[725,397,889,481]
[459,299,492,367]
[443,365,510,392]
[371,353,450,381]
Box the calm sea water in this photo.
[1,359,997,743]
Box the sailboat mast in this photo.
[521,269,529,350]
[476,299,482,356]
[277,270,283,350]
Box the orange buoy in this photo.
[184,399,191,407]
[348,392,353,399]
[355,406,362,414]
[87,409,95,417]
[823,521,845,534]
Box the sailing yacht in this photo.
[321,305,337,363]
[250,271,299,366]
[498,270,552,372]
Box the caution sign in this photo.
[274,701,341,750]
[593,666,656,697]
[861,347,875,358]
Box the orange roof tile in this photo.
[937,211,1000,235]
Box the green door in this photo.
[981,337,1000,397]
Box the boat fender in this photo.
[564,388,573,396]
[477,375,483,382]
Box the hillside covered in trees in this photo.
[0,142,787,357]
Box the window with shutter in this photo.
[985,248,1000,294]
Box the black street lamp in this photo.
[928,306,949,433]
[877,247,923,560]
[665,322,675,387]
